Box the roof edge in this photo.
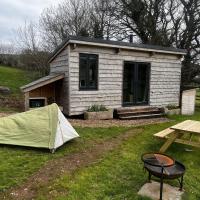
[21,73,65,93]
[70,39,187,55]
[48,36,187,63]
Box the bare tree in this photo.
[15,21,49,76]
[89,0,116,39]
[0,42,15,55]
[40,0,91,51]
[0,42,18,67]
[15,21,40,52]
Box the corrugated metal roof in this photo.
[21,73,65,92]
[49,35,187,62]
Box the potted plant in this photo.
[84,104,113,120]
[164,104,181,115]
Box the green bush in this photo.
[87,104,108,112]
[166,104,179,110]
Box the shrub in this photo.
[166,104,179,110]
[87,104,108,112]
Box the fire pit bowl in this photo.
[141,153,186,200]
[144,160,185,180]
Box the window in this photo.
[79,53,98,90]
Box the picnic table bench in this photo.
[154,120,200,152]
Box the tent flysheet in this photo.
[0,103,79,152]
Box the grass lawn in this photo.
[37,112,200,200]
[0,110,200,199]
[0,127,129,191]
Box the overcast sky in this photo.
[0,0,61,44]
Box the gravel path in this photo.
[68,117,170,128]
[0,112,169,127]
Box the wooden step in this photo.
[119,113,164,120]
[117,107,160,114]
[118,109,161,116]
[115,107,165,120]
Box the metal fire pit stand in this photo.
[141,153,175,200]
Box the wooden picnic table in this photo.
[154,120,200,153]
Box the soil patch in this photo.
[1,128,143,200]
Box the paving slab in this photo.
[138,181,184,200]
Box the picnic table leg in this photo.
[159,132,178,153]
[189,133,193,141]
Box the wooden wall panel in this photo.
[68,45,182,115]
[49,46,70,115]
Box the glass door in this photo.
[123,62,135,105]
[123,62,150,106]
[136,63,150,105]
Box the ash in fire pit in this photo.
[141,153,186,200]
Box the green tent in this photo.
[0,103,79,152]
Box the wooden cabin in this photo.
[21,36,186,116]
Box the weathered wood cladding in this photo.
[68,45,182,115]
[28,80,66,108]
[50,46,70,115]
[29,83,55,98]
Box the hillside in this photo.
[0,66,37,112]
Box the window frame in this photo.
[79,53,99,91]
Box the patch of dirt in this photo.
[1,128,143,200]
[69,118,170,128]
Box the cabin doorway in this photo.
[123,61,150,106]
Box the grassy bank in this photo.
[0,66,34,96]
[0,66,37,112]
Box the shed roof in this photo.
[21,73,65,93]
[49,35,187,62]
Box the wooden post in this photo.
[24,92,29,111]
